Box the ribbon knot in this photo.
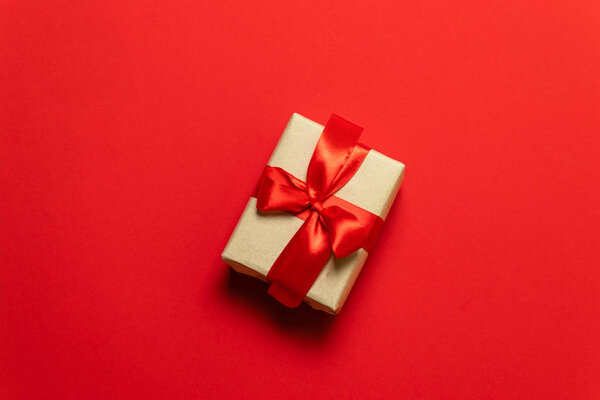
[310,200,324,213]
[254,114,380,308]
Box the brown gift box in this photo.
[222,113,405,314]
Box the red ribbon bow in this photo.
[255,114,383,307]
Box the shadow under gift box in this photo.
[222,113,405,314]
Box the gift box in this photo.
[222,113,405,314]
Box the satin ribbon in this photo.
[254,114,383,307]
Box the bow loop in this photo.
[256,167,309,213]
[319,205,368,258]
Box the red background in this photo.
[2,1,600,399]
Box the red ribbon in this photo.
[254,114,383,307]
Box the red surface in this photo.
[2,1,600,399]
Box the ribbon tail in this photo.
[266,212,331,308]
[306,114,364,200]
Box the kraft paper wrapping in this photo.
[222,113,405,314]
